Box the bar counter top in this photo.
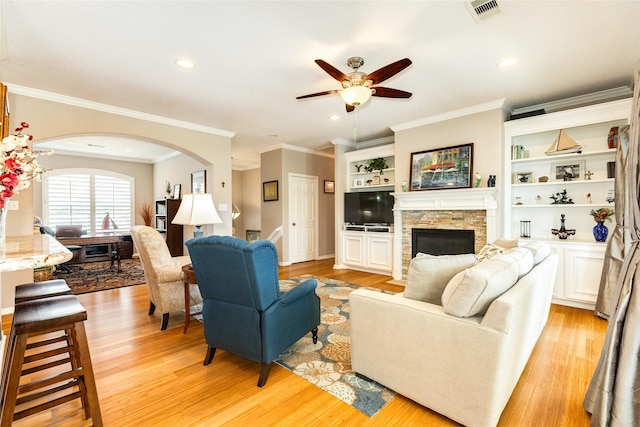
[0,234,72,272]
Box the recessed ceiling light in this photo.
[176,59,195,69]
[329,115,340,121]
[267,134,278,138]
[498,58,518,68]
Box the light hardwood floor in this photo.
[2,258,607,426]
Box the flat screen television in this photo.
[344,191,394,225]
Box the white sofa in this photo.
[350,242,558,427]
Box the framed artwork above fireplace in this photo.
[410,143,474,191]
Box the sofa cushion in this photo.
[404,254,477,304]
[503,247,534,278]
[442,254,519,317]
[519,241,551,265]
[476,243,508,264]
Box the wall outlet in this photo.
[7,200,19,210]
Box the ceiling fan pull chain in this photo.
[353,108,359,144]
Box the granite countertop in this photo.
[0,234,72,272]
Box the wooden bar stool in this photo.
[0,295,102,426]
[3,279,73,401]
[14,279,71,304]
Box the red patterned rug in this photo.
[52,258,146,294]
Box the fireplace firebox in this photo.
[411,228,475,258]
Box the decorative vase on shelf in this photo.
[0,200,8,262]
[593,221,608,242]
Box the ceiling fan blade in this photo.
[365,58,412,85]
[296,90,339,100]
[346,104,355,113]
[315,59,350,82]
[372,87,413,98]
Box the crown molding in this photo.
[330,135,394,149]
[259,143,335,159]
[510,86,632,115]
[6,83,236,138]
[390,99,506,132]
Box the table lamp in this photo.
[171,193,222,238]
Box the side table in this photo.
[181,264,201,333]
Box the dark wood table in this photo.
[56,234,125,271]
[181,264,201,333]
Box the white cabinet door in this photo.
[343,233,365,267]
[340,231,393,274]
[564,245,605,303]
[367,234,393,271]
[548,241,604,309]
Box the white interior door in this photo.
[289,174,317,263]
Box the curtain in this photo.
[584,62,640,426]
[595,125,630,319]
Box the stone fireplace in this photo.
[392,189,498,280]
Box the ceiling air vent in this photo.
[466,0,501,23]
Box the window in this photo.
[43,169,134,234]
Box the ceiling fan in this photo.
[296,57,413,112]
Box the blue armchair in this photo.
[186,235,320,387]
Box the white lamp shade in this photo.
[339,86,372,106]
[172,193,222,226]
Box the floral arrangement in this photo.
[0,122,52,208]
[590,207,615,223]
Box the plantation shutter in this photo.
[44,170,133,234]
[94,175,131,231]
[47,174,92,231]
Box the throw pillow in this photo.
[441,254,519,317]
[404,253,477,305]
[519,241,551,265]
[503,247,534,278]
[492,239,519,249]
[475,243,508,264]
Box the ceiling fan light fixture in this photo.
[340,86,372,106]
[176,58,195,69]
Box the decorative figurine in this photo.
[536,195,542,205]
[515,197,523,205]
[551,214,576,240]
[401,180,407,192]
[587,193,592,204]
[606,189,615,203]
[487,175,496,187]
[355,164,363,172]
[550,189,574,204]
[475,173,481,188]
[585,170,594,180]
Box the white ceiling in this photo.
[1,1,639,169]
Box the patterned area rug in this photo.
[52,258,146,294]
[275,275,396,417]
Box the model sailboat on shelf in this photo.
[545,129,583,156]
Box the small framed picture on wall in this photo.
[263,180,279,202]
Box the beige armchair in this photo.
[130,225,202,330]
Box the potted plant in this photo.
[364,157,389,175]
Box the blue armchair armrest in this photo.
[262,278,320,362]
[278,279,317,306]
